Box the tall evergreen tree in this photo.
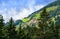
[0,15,4,28]
[18,23,28,39]
[38,7,50,39]
[8,17,17,39]
[55,0,60,39]
[0,15,4,39]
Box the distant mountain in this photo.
[6,0,60,27]
[14,20,22,26]
[22,0,58,22]
[5,20,23,26]
[22,0,60,27]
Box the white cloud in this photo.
[13,5,44,20]
[0,0,44,22]
[13,8,33,20]
[34,5,44,10]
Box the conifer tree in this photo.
[38,7,49,39]
[39,7,49,31]
[0,15,4,28]
[0,15,4,39]
[54,0,60,39]
[18,23,27,39]
[8,17,17,39]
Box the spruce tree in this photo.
[38,7,49,39]
[54,0,60,39]
[8,17,16,39]
[18,23,27,39]
[0,15,4,39]
[0,15,4,28]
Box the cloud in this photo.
[0,0,44,22]
[34,5,44,10]
[11,5,44,20]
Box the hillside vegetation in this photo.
[0,0,60,39]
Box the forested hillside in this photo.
[0,0,60,39]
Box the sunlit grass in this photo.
[47,6,57,12]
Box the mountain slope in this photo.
[16,0,60,30]
[22,0,58,22]
[14,20,22,26]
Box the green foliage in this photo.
[7,17,17,39]
[0,0,60,39]
[22,6,57,23]
[47,6,57,12]
[22,17,31,22]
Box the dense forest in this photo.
[0,0,60,39]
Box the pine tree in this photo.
[18,23,28,39]
[0,15,4,39]
[54,0,60,39]
[0,15,4,28]
[8,17,17,39]
[38,7,49,39]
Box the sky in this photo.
[0,0,56,22]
